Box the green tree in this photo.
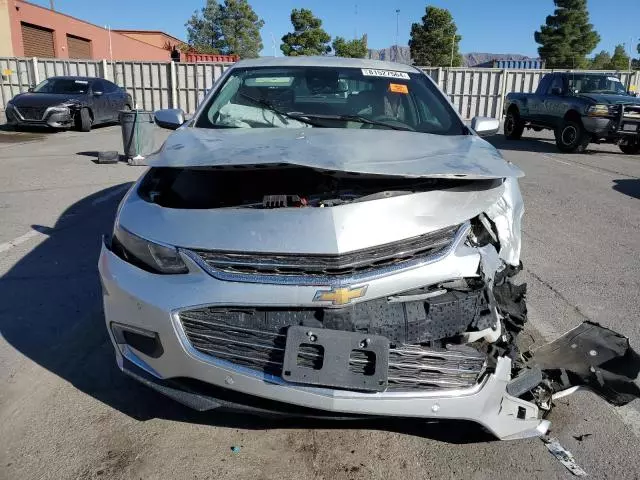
[589,50,611,70]
[534,0,600,69]
[408,6,462,67]
[185,0,264,58]
[185,0,224,53]
[609,44,630,71]
[219,0,264,58]
[332,34,368,58]
[281,8,331,56]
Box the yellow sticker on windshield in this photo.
[389,83,408,94]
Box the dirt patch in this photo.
[0,130,48,144]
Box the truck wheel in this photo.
[76,108,92,132]
[619,141,640,155]
[504,110,524,140]
[555,120,589,153]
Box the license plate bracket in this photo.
[282,326,389,392]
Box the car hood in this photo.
[150,128,523,180]
[10,92,84,108]
[577,93,640,105]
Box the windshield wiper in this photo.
[288,113,415,131]
[237,92,324,127]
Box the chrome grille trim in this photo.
[182,222,470,286]
[178,309,486,392]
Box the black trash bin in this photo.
[119,110,155,159]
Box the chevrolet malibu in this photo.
[99,57,639,440]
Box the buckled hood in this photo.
[149,128,524,180]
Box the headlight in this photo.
[48,105,71,113]
[111,223,188,274]
[586,104,612,117]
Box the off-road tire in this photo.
[619,141,640,155]
[76,108,92,132]
[504,110,525,140]
[555,119,589,153]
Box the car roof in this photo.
[232,56,421,73]
[47,76,99,82]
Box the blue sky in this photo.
[31,0,639,58]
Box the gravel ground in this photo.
[0,125,639,480]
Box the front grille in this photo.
[191,224,462,279]
[16,106,47,120]
[178,306,487,391]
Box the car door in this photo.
[103,80,126,121]
[90,79,109,123]
[541,74,566,127]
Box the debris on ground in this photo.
[97,151,119,164]
[573,433,592,442]
[230,446,241,454]
[542,436,588,476]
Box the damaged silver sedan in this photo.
[99,57,639,440]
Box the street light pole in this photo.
[395,9,400,62]
[450,33,455,68]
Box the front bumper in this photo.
[99,238,549,440]
[5,104,74,129]
[582,108,640,139]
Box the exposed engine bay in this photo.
[137,165,501,209]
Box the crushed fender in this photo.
[525,321,640,406]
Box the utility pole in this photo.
[49,0,55,10]
[355,2,359,39]
[395,9,400,62]
[271,32,276,57]
[450,33,455,68]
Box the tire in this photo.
[619,141,640,155]
[504,110,525,140]
[76,108,92,132]
[555,119,589,153]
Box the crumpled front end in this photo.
[100,166,639,440]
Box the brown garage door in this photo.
[21,22,55,58]
[67,34,92,59]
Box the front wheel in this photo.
[619,141,640,155]
[76,108,92,132]
[504,110,524,140]
[555,120,589,153]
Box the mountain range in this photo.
[366,47,540,67]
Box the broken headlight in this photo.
[111,223,188,274]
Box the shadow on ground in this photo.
[612,179,640,199]
[0,185,494,444]
[487,134,559,154]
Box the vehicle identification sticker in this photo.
[74,80,89,84]
[607,76,621,82]
[361,69,410,80]
[388,83,409,94]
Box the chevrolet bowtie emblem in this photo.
[313,285,368,306]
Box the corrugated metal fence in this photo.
[2,56,640,119]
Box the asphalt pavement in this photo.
[0,125,639,480]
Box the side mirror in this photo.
[470,116,500,137]
[154,108,186,130]
[550,87,563,96]
[27,86,34,92]
[93,91,104,97]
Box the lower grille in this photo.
[179,308,486,391]
[16,106,47,120]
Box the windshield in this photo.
[567,75,627,95]
[33,78,90,94]
[195,66,465,135]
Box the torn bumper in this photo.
[5,104,75,129]
[100,240,550,440]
